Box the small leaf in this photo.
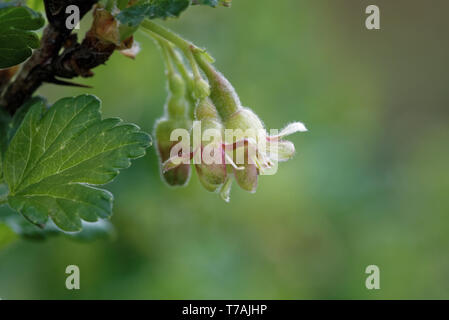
[117,0,191,27]
[0,4,45,68]
[115,0,229,36]
[192,0,218,6]
[192,0,231,7]
[4,95,151,231]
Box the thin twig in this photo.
[0,0,118,115]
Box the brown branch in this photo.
[0,66,19,93]
[0,0,119,115]
[0,23,67,114]
[52,31,116,79]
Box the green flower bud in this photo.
[195,56,240,120]
[168,72,185,97]
[192,77,210,100]
[166,73,189,119]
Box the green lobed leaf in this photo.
[114,0,229,38]
[1,97,45,181]
[117,0,190,27]
[117,0,231,27]
[0,203,114,242]
[193,0,232,8]
[193,0,218,6]
[4,215,115,241]
[4,95,151,231]
[0,4,45,68]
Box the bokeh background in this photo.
[1,0,448,299]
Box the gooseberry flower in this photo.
[160,60,307,200]
[141,19,307,201]
[195,53,308,194]
[155,117,192,186]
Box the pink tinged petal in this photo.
[201,163,227,185]
[195,165,222,192]
[234,164,258,193]
[162,164,191,186]
[194,146,227,191]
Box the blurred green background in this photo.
[1,0,449,299]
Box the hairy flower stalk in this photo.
[166,45,196,120]
[141,20,307,200]
[153,39,192,186]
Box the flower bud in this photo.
[192,77,210,100]
[195,56,241,120]
[168,73,185,98]
[165,74,189,119]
